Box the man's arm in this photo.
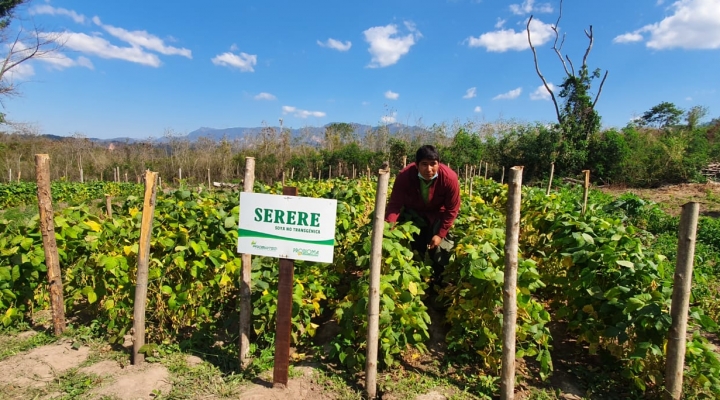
[435,175,460,238]
[385,171,409,223]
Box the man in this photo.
[385,145,461,284]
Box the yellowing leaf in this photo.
[219,274,232,286]
[129,207,139,218]
[408,282,418,296]
[85,220,102,232]
[124,246,133,256]
[582,304,594,313]
[562,256,573,268]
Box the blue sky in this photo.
[4,0,720,139]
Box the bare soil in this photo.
[600,181,720,217]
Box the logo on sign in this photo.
[251,240,278,251]
[293,247,320,257]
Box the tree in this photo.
[0,0,63,122]
[685,105,708,131]
[640,101,684,128]
[526,0,608,174]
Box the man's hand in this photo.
[427,235,442,250]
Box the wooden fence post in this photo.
[366,161,390,400]
[105,195,113,219]
[273,186,299,388]
[35,154,66,336]
[79,168,84,183]
[501,166,524,400]
[501,166,505,184]
[485,162,489,179]
[329,165,332,180]
[239,157,255,368]
[402,155,407,168]
[582,170,590,215]
[664,202,700,399]
[132,170,159,365]
[546,162,555,195]
[207,168,211,188]
[8,168,11,182]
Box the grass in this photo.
[0,327,57,361]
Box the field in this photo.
[1,178,720,399]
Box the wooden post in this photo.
[207,168,211,188]
[132,170,159,365]
[366,162,390,399]
[402,155,407,168]
[352,165,356,179]
[485,162,489,179]
[105,195,113,219]
[581,170,590,215]
[79,168,84,183]
[338,162,342,177]
[158,176,162,190]
[291,167,294,180]
[8,168,11,183]
[664,202,700,400]
[501,166,523,400]
[329,165,332,180]
[366,166,370,181]
[35,154,66,336]
[282,170,286,186]
[546,163,554,195]
[469,173,474,197]
[125,172,128,183]
[179,167,182,181]
[501,166,505,184]
[239,157,255,368]
[273,185,299,388]
[17,170,20,181]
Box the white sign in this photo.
[237,192,338,263]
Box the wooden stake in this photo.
[501,166,523,400]
[105,195,113,219]
[365,162,391,400]
[179,167,182,181]
[581,170,590,215]
[402,155,407,168]
[291,167,294,180]
[485,162,489,179]
[132,170,159,365]
[329,165,332,180]
[125,172,128,183]
[273,186,299,388]
[501,166,505,184]
[239,157,255,368]
[8,168,11,183]
[352,165,356,179]
[35,154,66,336]
[546,163,555,195]
[664,202,700,400]
[207,168,211,188]
[79,168,84,183]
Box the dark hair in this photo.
[416,145,440,164]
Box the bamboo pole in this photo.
[546,163,554,195]
[365,161,391,400]
[581,170,590,215]
[239,157,256,368]
[105,195,113,219]
[35,154,66,336]
[664,202,700,400]
[132,170,159,365]
[501,166,524,400]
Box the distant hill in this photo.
[38,123,430,144]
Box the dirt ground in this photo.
[599,181,720,217]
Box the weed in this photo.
[0,329,57,361]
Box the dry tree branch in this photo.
[592,70,609,108]
[527,15,561,123]
[582,26,594,68]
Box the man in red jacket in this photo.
[385,145,461,284]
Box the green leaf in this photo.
[87,290,98,304]
[161,285,173,295]
[616,260,634,268]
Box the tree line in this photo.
[1,108,718,189]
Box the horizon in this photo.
[2,0,719,139]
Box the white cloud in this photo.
[686,96,693,101]
[530,83,555,100]
[381,112,397,124]
[363,21,421,68]
[474,106,482,113]
[495,18,506,29]
[30,5,86,23]
[254,92,276,100]
[384,90,399,100]
[282,105,326,118]
[509,0,553,15]
[614,0,720,50]
[60,31,162,66]
[93,17,192,58]
[38,53,94,70]
[463,87,477,99]
[6,63,35,80]
[467,18,554,52]
[613,32,644,43]
[317,38,352,51]
[212,51,257,72]
[493,87,522,100]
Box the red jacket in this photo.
[385,162,460,238]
